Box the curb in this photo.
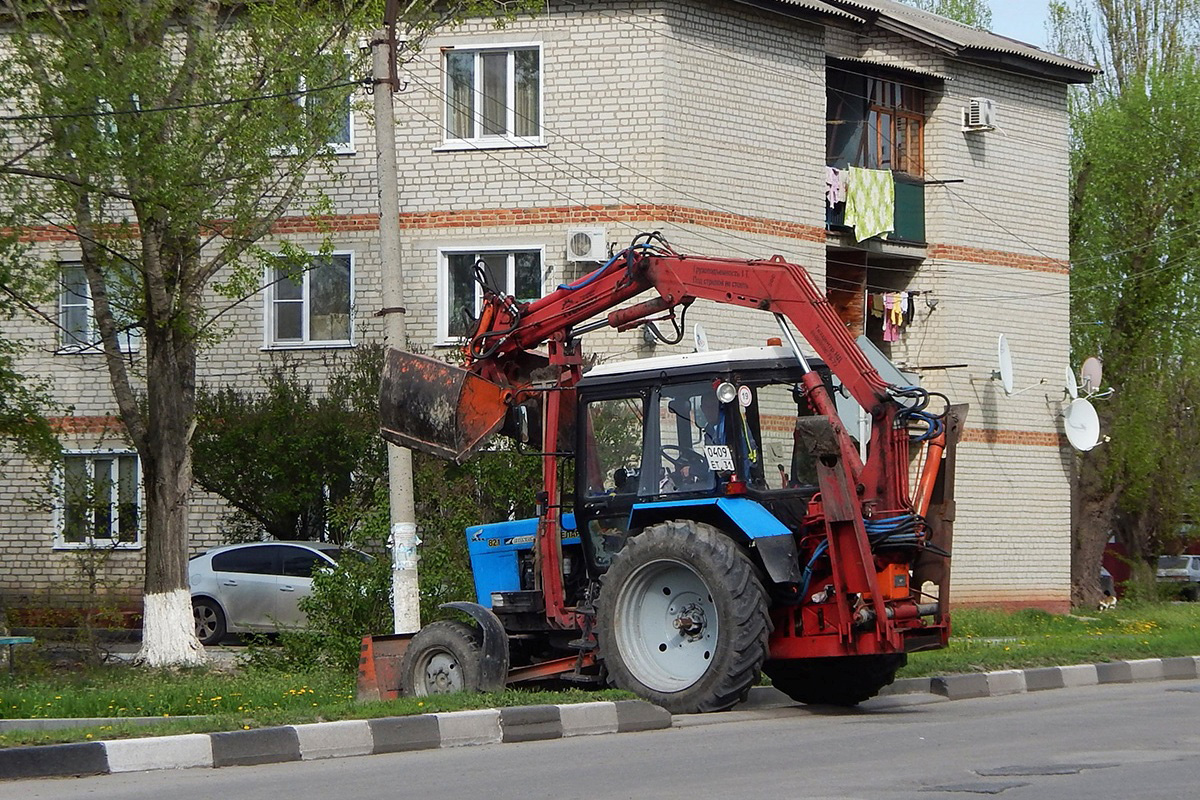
[0,699,670,780]
[2,656,1198,781]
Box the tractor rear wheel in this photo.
[763,653,907,706]
[399,620,485,696]
[596,520,770,714]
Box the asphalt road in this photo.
[8,680,1200,800]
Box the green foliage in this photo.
[900,0,993,28]
[0,241,59,474]
[194,346,386,542]
[1048,4,1200,595]
[412,446,544,621]
[241,545,394,674]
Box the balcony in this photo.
[826,172,925,245]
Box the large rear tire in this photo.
[596,520,770,714]
[399,620,485,696]
[764,653,907,706]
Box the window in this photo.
[57,451,141,548]
[300,68,353,154]
[212,545,281,575]
[439,248,544,341]
[826,67,926,176]
[58,263,140,352]
[280,546,333,578]
[266,252,353,347]
[444,45,541,146]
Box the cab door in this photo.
[576,391,646,574]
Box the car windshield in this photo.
[1158,555,1190,570]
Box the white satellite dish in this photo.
[994,334,1014,395]
[1065,365,1079,400]
[1063,398,1101,451]
[693,323,709,353]
[1081,356,1103,393]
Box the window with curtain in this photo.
[58,451,141,548]
[826,65,927,176]
[444,45,541,145]
[266,252,353,347]
[440,248,544,341]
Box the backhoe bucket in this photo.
[379,348,510,464]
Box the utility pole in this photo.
[372,9,421,635]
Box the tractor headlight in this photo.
[716,381,737,404]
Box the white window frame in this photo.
[299,71,355,155]
[56,262,140,354]
[437,245,547,344]
[53,449,143,550]
[438,42,544,150]
[263,250,356,350]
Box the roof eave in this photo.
[731,0,865,25]
[955,47,1099,84]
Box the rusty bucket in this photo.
[379,348,511,463]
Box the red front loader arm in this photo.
[380,237,950,642]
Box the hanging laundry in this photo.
[882,293,899,342]
[889,292,905,329]
[870,292,885,318]
[902,292,915,326]
[825,166,846,209]
[843,167,895,242]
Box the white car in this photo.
[189,541,364,645]
[1156,554,1200,601]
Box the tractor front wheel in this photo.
[596,521,770,714]
[399,620,485,696]
[763,654,907,706]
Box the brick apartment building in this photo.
[0,0,1096,615]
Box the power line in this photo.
[0,79,366,123]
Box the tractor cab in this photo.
[574,345,837,577]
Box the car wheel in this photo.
[193,598,227,645]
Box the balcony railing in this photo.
[825,171,925,245]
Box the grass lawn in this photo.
[902,603,1200,677]
[1,602,1197,748]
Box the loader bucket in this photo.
[379,348,511,463]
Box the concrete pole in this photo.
[372,30,421,635]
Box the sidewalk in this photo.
[1,655,1197,781]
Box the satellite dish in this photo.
[1063,398,1101,451]
[1081,357,1103,393]
[1065,366,1079,400]
[693,323,709,353]
[994,335,1014,395]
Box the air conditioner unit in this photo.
[566,228,607,262]
[963,97,997,131]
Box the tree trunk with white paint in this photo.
[133,322,206,668]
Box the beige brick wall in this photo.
[1,0,1079,612]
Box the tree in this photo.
[0,0,534,666]
[0,244,59,474]
[900,0,993,28]
[1050,0,1200,604]
[193,348,386,544]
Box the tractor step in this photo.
[559,670,605,685]
[567,638,597,652]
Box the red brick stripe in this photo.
[927,243,1069,275]
[50,416,124,434]
[15,208,1067,274]
[961,427,1066,447]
